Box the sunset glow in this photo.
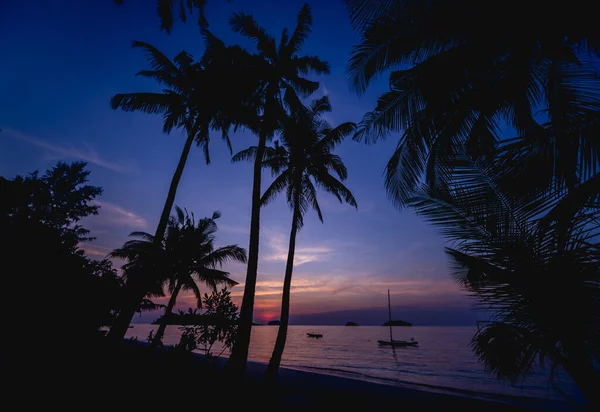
[1,0,473,326]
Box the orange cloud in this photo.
[166,272,471,325]
[262,227,333,266]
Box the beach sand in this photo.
[238,358,569,411]
[1,340,575,411]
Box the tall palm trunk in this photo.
[227,130,267,373]
[150,280,183,348]
[107,131,195,343]
[263,198,300,385]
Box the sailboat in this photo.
[377,289,419,347]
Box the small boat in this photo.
[307,333,323,338]
[379,289,418,348]
[378,338,418,347]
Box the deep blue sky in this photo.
[0,0,480,325]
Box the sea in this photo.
[125,324,585,408]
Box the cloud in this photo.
[3,128,132,173]
[262,227,333,266]
[219,224,250,235]
[90,201,149,229]
[223,272,473,324]
[79,244,113,258]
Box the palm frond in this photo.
[202,244,247,268]
[261,170,290,206]
[286,3,312,55]
[229,12,276,57]
[157,0,175,33]
[174,206,186,226]
[194,268,238,289]
[353,85,421,144]
[321,154,349,181]
[344,0,397,30]
[232,146,257,163]
[303,177,323,223]
[110,92,184,117]
[286,76,320,99]
[314,172,358,209]
[472,323,538,384]
[310,95,332,115]
[347,3,458,93]
[383,125,430,207]
[132,41,178,74]
[317,122,356,151]
[128,231,156,242]
[295,55,330,76]
[155,0,209,33]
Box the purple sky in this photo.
[0,0,481,325]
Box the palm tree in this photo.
[225,4,330,374]
[233,96,357,384]
[110,206,246,347]
[107,42,213,341]
[407,146,600,405]
[346,0,600,206]
[107,41,247,342]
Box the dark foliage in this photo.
[346,0,600,207]
[175,288,239,356]
[408,150,600,404]
[0,162,121,360]
[114,0,232,32]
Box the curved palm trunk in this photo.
[263,201,299,385]
[227,131,267,374]
[150,281,183,348]
[107,132,195,343]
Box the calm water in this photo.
[126,324,583,405]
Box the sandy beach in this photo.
[1,339,579,411]
[238,357,572,411]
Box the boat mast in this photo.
[388,289,393,342]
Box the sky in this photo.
[0,0,482,326]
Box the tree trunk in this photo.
[226,130,267,375]
[263,201,299,385]
[150,280,183,348]
[105,287,146,344]
[107,131,195,343]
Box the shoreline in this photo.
[198,350,576,411]
[1,337,580,411]
[123,325,582,409]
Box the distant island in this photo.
[345,321,358,326]
[267,320,280,326]
[153,313,265,326]
[153,313,236,326]
[383,320,412,326]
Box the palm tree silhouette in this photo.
[407,145,600,405]
[346,0,600,206]
[225,3,330,374]
[113,0,227,32]
[110,206,246,347]
[107,41,241,341]
[234,95,357,383]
